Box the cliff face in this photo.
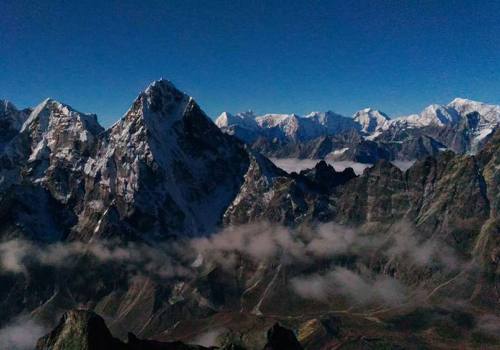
[36,310,125,350]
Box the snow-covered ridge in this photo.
[18,98,104,169]
[448,98,500,123]
[21,98,101,134]
[5,89,499,147]
[216,98,500,144]
[215,109,358,142]
[353,108,390,133]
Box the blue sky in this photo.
[1,1,500,126]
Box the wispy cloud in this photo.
[291,267,407,306]
[0,239,190,278]
[189,328,226,347]
[0,314,47,350]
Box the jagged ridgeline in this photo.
[216,98,500,162]
[0,80,499,349]
[36,309,302,350]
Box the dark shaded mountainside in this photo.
[0,80,499,349]
[36,309,301,350]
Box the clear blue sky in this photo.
[1,1,500,126]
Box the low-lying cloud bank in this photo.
[190,221,467,309]
[270,158,372,175]
[1,222,464,296]
[270,158,416,175]
[191,222,462,271]
[0,220,474,347]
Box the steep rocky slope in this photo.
[75,80,255,240]
[0,80,296,241]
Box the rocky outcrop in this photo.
[263,323,303,350]
[36,310,305,350]
[36,310,125,350]
[296,160,356,192]
[36,309,211,350]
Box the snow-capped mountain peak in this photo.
[215,111,258,130]
[447,97,500,123]
[217,109,359,143]
[18,98,103,168]
[255,113,297,127]
[21,98,101,135]
[416,104,460,127]
[305,110,345,124]
[78,79,258,239]
[214,111,232,128]
[352,108,390,133]
[136,79,192,126]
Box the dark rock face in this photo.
[263,323,303,350]
[36,310,210,350]
[248,130,449,164]
[297,160,356,192]
[36,310,304,350]
[0,184,77,240]
[36,309,125,350]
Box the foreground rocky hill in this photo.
[36,309,302,350]
[0,81,499,349]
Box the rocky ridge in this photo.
[36,309,302,350]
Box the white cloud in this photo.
[291,267,407,306]
[190,328,226,347]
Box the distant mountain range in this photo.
[1,81,500,349]
[216,98,500,162]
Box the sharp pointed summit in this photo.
[76,79,264,239]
